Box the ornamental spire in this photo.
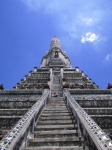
[50,36,61,50]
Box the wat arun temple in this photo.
[0,37,112,150]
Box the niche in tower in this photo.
[54,51,59,58]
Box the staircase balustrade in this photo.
[63,89,112,150]
[0,89,50,150]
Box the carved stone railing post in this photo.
[63,89,112,150]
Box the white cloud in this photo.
[81,32,99,43]
[83,18,93,25]
[105,54,112,61]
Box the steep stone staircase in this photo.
[24,97,86,150]
[51,75,62,96]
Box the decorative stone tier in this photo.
[92,116,112,129]
[69,89,112,94]
[85,108,112,115]
[63,70,98,89]
[0,90,42,95]
[0,109,28,116]
[0,117,21,129]
[0,100,37,109]
[14,69,50,90]
[0,91,42,140]
[71,92,112,139]
[76,100,112,108]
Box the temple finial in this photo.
[50,36,61,49]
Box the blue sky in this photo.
[0,0,112,89]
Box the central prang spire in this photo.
[50,36,61,50]
[41,36,71,68]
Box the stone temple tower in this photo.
[0,37,112,150]
[41,36,71,68]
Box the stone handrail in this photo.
[0,89,50,150]
[63,89,112,150]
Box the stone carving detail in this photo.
[0,90,49,150]
[64,89,112,150]
[15,71,50,90]
[0,118,20,128]
[73,95,112,101]
[85,108,112,115]
[93,117,112,129]
[77,100,112,107]
[72,94,112,131]
[63,71,98,89]
[0,95,39,108]
[0,94,40,131]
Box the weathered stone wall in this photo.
[70,90,112,132]
[0,91,42,139]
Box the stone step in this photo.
[51,90,62,92]
[49,99,64,101]
[52,85,61,87]
[45,107,67,110]
[44,109,71,113]
[52,90,61,92]
[34,130,77,138]
[35,134,78,139]
[24,146,84,150]
[28,137,83,146]
[44,109,68,111]
[51,93,62,96]
[49,101,64,103]
[42,109,71,113]
[39,116,74,120]
[46,103,67,105]
[47,101,66,103]
[35,124,76,131]
[47,103,66,106]
[47,101,65,103]
[50,98,63,100]
[37,120,74,125]
[53,79,59,81]
[47,103,65,105]
[41,113,72,116]
[47,102,66,105]
[50,100,64,102]
[46,102,66,105]
[52,88,61,90]
[46,106,67,108]
[45,105,68,108]
[48,101,65,103]
[48,100,65,102]
[52,90,62,92]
